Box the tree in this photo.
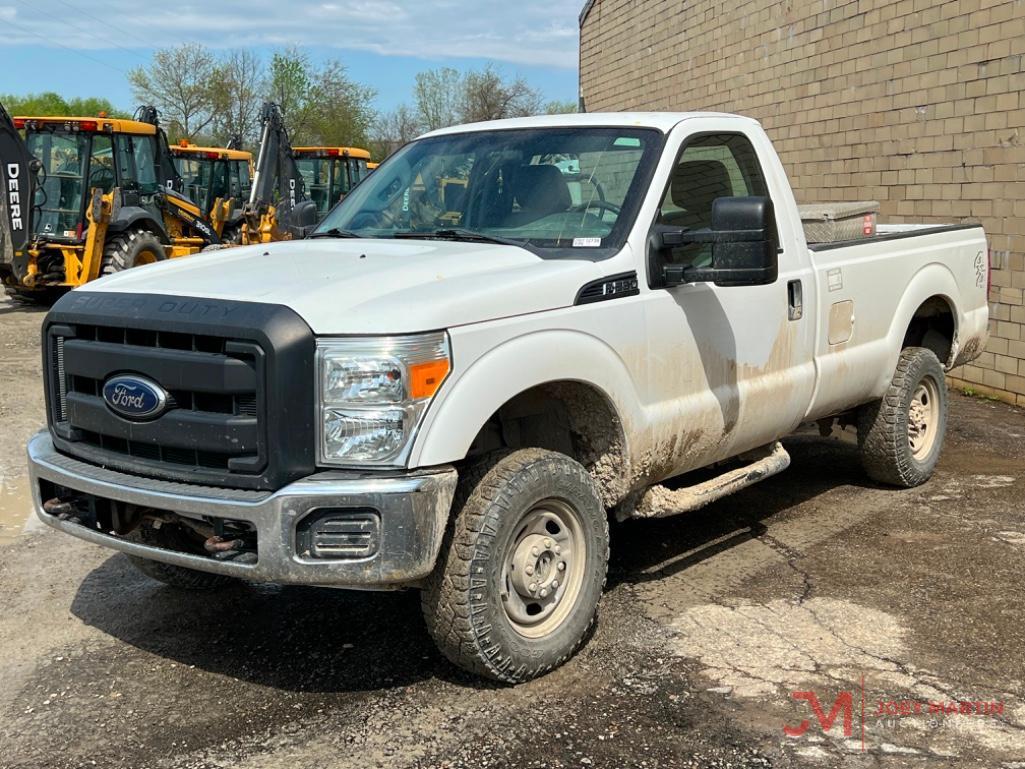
[266,49,375,147]
[267,48,317,143]
[129,43,219,140]
[306,60,376,147]
[210,49,264,147]
[371,104,421,159]
[460,65,543,123]
[0,92,126,118]
[545,99,579,115]
[414,68,462,131]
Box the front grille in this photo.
[76,429,233,469]
[48,322,264,479]
[44,291,317,490]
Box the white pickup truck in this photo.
[28,112,988,682]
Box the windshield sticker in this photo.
[573,237,602,248]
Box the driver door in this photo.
[641,121,816,475]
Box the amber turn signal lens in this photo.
[409,359,450,399]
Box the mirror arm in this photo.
[661,263,717,286]
[660,228,766,247]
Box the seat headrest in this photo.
[670,160,733,216]
[511,165,571,216]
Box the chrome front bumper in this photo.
[27,431,458,587]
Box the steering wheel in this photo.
[571,199,621,221]
[89,165,116,193]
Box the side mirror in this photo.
[654,196,778,288]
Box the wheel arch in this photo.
[876,263,961,393]
[108,206,170,244]
[410,330,637,507]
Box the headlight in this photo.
[316,333,450,466]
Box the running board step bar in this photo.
[632,442,791,519]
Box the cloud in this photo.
[5,0,581,69]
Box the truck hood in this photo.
[85,239,605,334]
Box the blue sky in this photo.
[0,0,582,113]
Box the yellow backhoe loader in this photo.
[0,103,223,301]
[292,145,371,219]
[171,141,253,243]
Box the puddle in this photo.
[0,474,35,545]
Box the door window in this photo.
[88,135,115,194]
[117,134,160,194]
[658,132,772,266]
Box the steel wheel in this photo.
[908,376,940,460]
[133,248,160,266]
[500,498,586,639]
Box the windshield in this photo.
[314,127,662,252]
[297,156,366,217]
[25,131,92,238]
[175,156,231,211]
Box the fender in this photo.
[410,329,639,469]
[873,261,961,394]
[108,206,170,243]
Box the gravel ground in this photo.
[2,292,1024,768]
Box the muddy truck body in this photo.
[27,113,988,682]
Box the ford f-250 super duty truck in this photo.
[27,112,988,683]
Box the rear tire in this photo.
[422,449,609,683]
[221,222,243,245]
[100,229,165,276]
[3,285,65,305]
[858,347,948,487]
[127,522,235,591]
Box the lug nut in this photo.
[552,579,559,589]
[528,582,537,593]
[544,538,552,548]
[531,547,540,556]
[554,545,561,555]
[525,566,534,576]
[557,561,566,571]
[539,588,549,598]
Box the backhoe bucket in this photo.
[0,102,37,263]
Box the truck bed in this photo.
[807,223,982,251]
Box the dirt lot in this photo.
[2,292,1025,769]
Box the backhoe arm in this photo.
[246,102,316,241]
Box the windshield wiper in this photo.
[393,228,526,248]
[308,227,363,239]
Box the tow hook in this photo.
[203,534,257,564]
[204,534,245,555]
[42,497,80,523]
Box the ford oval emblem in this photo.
[102,375,169,421]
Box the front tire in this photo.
[100,229,165,276]
[858,347,948,487]
[422,449,609,683]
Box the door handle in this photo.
[788,279,803,321]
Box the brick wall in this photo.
[579,0,1025,405]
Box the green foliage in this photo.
[1,91,127,118]
[545,99,579,115]
[268,49,375,147]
